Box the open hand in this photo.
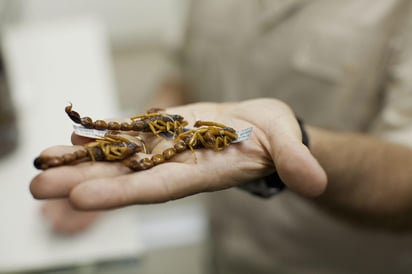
[30,98,327,210]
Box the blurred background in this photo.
[0,0,210,273]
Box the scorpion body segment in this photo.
[130,113,188,136]
[178,121,238,151]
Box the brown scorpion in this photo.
[34,104,238,171]
[65,104,188,136]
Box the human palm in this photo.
[30,98,326,210]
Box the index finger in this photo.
[30,146,130,199]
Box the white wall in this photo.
[1,0,191,112]
[17,0,190,49]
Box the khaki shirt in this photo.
[181,0,412,273]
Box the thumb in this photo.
[269,119,327,197]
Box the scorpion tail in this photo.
[33,149,90,170]
[33,156,46,170]
[65,103,82,124]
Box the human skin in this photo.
[308,126,412,229]
[31,98,412,230]
[31,98,326,207]
[41,198,100,234]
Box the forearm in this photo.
[308,126,412,227]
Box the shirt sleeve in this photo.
[370,11,412,146]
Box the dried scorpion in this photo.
[34,134,147,170]
[34,104,238,171]
[65,104,188,136]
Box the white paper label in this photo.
[73,124,107,139]
[73,125,253,143]
[233,127,253,143]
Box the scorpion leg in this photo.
[147,121,164,136]
[194,120,229,129]
[194,121,238,140]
